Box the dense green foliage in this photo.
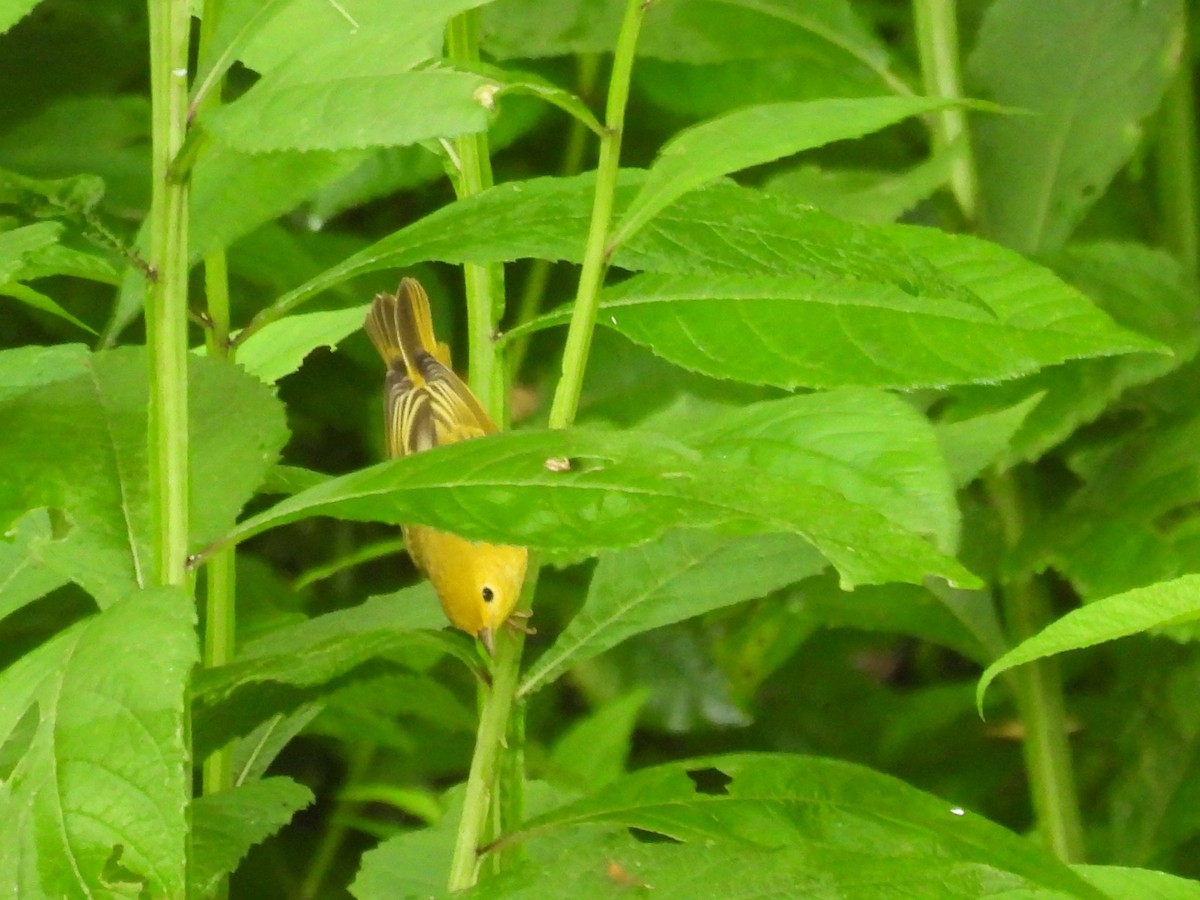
[2,0,1200,897]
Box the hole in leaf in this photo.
[628,827,680,844]
[686,766,732,795]
[100,843,150,897]
[565,455,611,475]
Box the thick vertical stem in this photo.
[989,475,1085,863]
[446,10,505,422]
[912,0,979,222]
[147,0,192,589]
[1156,21,1198,272]
[147,0,193,892]
[1001,580,1086,862]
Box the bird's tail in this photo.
[364,277,448,374]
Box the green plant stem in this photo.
[147,0,192,589]
[912,0,978,222]
[1156,22,1198,272]
[201,253,237,820]
[448,6,647,891]
[147,1,193,894]
[508,53,601,379]
[988,475,1085,863]
[1001,578,1085,862]
[447,566,541,891]
[547,0,647,430]
[196,12,238,865]
[447,9,505,422]
[300,742,377,899]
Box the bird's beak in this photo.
[479,627,494,656]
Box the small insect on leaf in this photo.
[605,858,651,889]
[544,456,572,472]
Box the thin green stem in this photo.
[300,743,377,899]
[508,53,601,379]
[988,474,1085,863]
[448,5,646,891]
[447,566,541,891]
[147,1,193,893]
[1001,579,1085,862]
[201,254,237,825]
[494,693,528,871]
[912,0,978,222]
[146,0,192,589]
[447,10,505,422]
[1156,22,1198,273]
[196,9,238,860]
[547,0,647,430]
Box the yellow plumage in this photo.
[364,278,527,650]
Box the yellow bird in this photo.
[364,278,527,652]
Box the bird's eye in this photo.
[481,586,495,603]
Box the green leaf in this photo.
[977,575,1200,711]
[1108,647,1200,868]
[351,788,465,900]
[0,0,41,36]
[500,753,1102,898]
[680,391,952,552]
[947,241,1198,465]
[13,241,122,285]
[1076,865,1200,899]
[546,690,649,792]
[468,828,1065,898]
[0,348,288,606]
[482,0,898,97]
[190,777,314,899]
[311,672,476,749]
[255,173,972,327]
[232,305,367,384]
[520,254,1159,390]
[0,169,105,220]
[190,145,370,259]
[0,342,88,403]
[0,587,196,898]
[522,389,961,691]
[203,1,499,153]
[639,0,894,71]
[0,98,149,212]
[0,221,61,281]
[206,66,494,154]
[520,531,827,697]
[268,176,1159,389]
[0,281,95,333]
[967,0,1184,253]
[238,0,487,74]
[214,428,978,592]
[935,394,1044,486]
[480,64,603,136]
[632,1,904,119]
[192,587,462,757]
[789,575,993,665]
[609,96,957,249]
[0,509,69,620]
[192,0,295,102]
[230,705,324,786]
[764,151,957,225]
